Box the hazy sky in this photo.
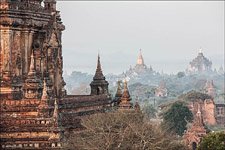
[57,1,224,75]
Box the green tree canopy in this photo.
[198,132,225,150]
[162,102,193,136]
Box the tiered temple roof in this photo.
[126,49,154,75]
[183,104,207,149]
[90,54,109,95]
[118,80,133,109]
[187,48,212,74]
[112,80,123,106]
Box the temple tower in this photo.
[53,98,59,127]
[113,80,123,106]
[187,48,212,74]
[0,0,66,99]
[118,80,133,109]
[183,104,207,150]
[90,54,109,95]
[0,1,65,149]
[38,79,50,117]
[23,51,42,99]
[131,49,148,74]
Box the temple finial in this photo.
[97,53,101,70]
[137,49,144,65]
[53,98,59,121]
[199,47,203,54]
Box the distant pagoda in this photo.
[126,49,154,75]
[118,79,133,109]
[187,48,212,74]
[155,80,168,97]
[112,80,123,106]
[90,54,109,95]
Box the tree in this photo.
[64,111,188,150]
[179,90,212,102]
[162,102,193,136]
[198,132,225,150]
[177,72,185,78]
[142,103,157,119]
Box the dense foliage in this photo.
[177,72,185,78]
[162,102,193,136]
[179,91,212,101]
[198,132,225,150]
[65,111,187,150]
[142,103,157,119]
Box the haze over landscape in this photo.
[57,1,224,75]
[1,1,225,149]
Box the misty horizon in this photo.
[62,50,223,75]
[57,1,224,75]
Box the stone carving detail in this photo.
[16,53,22,70]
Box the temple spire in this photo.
[41,79,49,100]
[122,79,130,98]
[115,80,122,98]
[137,49,144,65]
[38,79,50,117]
[97,53,102,72]
[93,54,105,80]
[113,80,123,106]
[118,79,132,109]
[90,53,109,95]
[53,98,59,126]
[28,51,36,77]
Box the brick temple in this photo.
[0,0,112,149]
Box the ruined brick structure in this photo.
[183,104,207,150]
[188,99,216,126]
[0,0,111,149]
